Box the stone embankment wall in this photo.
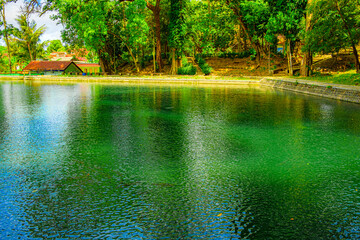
[260,78,360,104]
[1,75,360,104]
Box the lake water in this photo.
[1,81,360,239]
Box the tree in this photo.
[186,0,237,55]
[0,0,16,73]
[168,0,186,74]
[13,14,46,61]
[146,0,163,72]
[46,39,64,54]
[122,0,149,72]
[0,45,8,72]
[300,0,313,77]
[226,0,270,66]
[51,0,149,74]
[305,0,360,73]
[266,0,307,75]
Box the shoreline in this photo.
[1,75,359,104]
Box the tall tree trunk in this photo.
[301,0,313,76]
[1,4,12,73]
[287,40,293,76]
[153,36,156,72]
[268,42,271,75]
[301,51,312,76]
[238,25,242,53]
[123,42,140,72]
[154,9,162,71]
[27,43,33,61]
[147,0,163,72]
[98,50,112,75]
[255,42,261,68]
[351,43,360,74]
[170,48,177,74]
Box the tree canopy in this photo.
[0,0,359,75]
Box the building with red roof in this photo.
[23,61,83,75]
[76,63,102,75]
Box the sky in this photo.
[0,0,64,45]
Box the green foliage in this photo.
[86,50,99,63]
[249,49,257,61]
[195,55,212,75]
[168,0,186,52]
[177,57,196,75]
[7,0,356,76]
[12,14,47,61]
[124,0,149,53]
[177,64,196,75]
[0,48,7,72]
[196,49,255,59]
[304,0,360,56]
[240,0,270,42]
[266,0,307,41]
[53,0,149,73]
[47,40,64,54]
[186,0,237,54]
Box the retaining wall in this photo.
[260,78,360,104]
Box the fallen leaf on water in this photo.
[217,213,223,217]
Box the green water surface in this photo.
[0,81,360,239]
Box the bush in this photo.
[178,57,197,75]
[195,56,212,75]
[177,65,197,75]
[249,49,257,61]
[201,63,212,75]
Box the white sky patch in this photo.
[1,0,64,45]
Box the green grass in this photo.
[297,71,360,86]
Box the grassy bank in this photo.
[297,71,360,86]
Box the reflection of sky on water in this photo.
[0,83,89,238]
[0,82,360,239]
[0,172,31,239]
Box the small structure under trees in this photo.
[77,63,102,75]
[23,61,83,75]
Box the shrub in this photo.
[201,63,212,75]
[195,56,212,75]
[177,65,197,75]
[178,57,197,75]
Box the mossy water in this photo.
[1,81,360,239]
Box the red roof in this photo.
[23,61,74,71]
[77,57,87,61]
[77,63,100,67]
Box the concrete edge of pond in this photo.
[0,75,259,85]
[260,77,360,104]
[1,75,360,104]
